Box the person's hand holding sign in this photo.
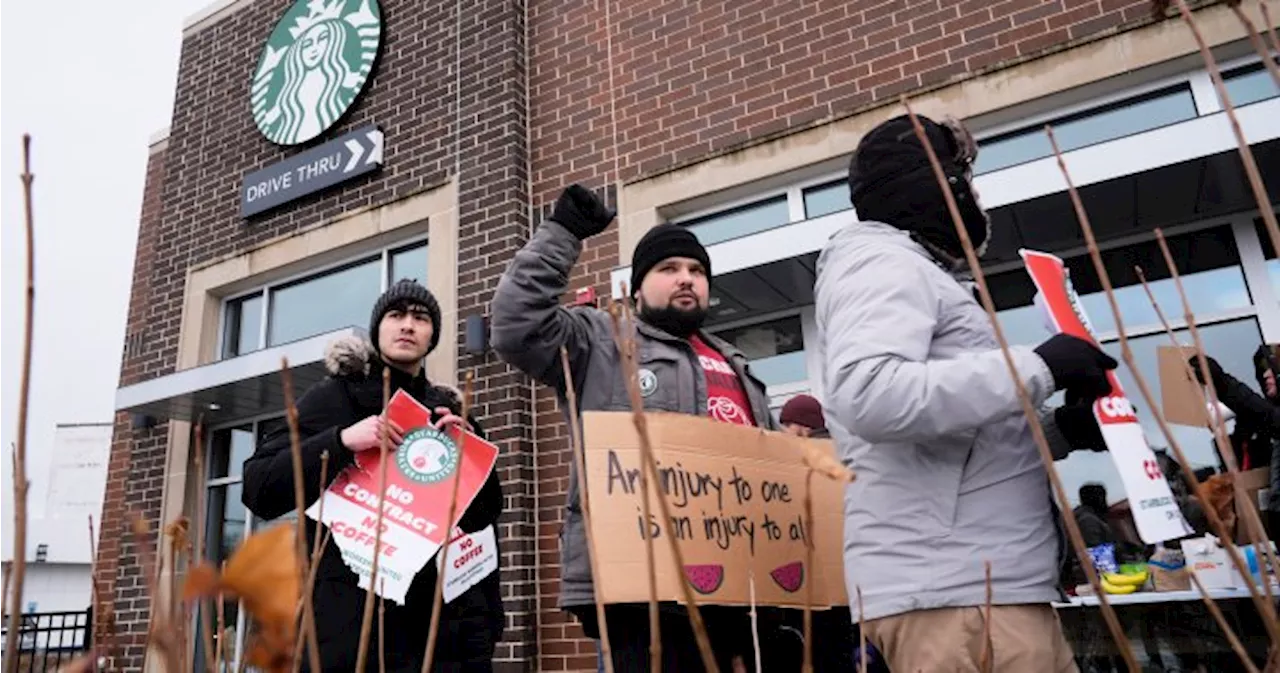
[429,407,472,436]
[341,415,406,452]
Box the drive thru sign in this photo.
[1021,249,1193,544]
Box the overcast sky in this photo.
[2,0,209,521]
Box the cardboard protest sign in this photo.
[582,411,848,609]
[1157,345,1209,427]
[1021,250,1193,544]
[305,389,499,604]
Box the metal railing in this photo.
[0,609,92,673]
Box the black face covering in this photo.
[638,301,707,338]
[848,115,991,265]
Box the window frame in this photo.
[215,236,428,359]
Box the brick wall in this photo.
[97,0,535,669]
[525,1,1196,669]
[95,141,168,670]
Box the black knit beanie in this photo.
[847,114,989,262]
[629,224,712,297]
[369,278,442,355]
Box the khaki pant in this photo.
[864,605,1079,673]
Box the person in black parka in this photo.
[242,279,505,673]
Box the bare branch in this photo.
[1231,2,1280,88]
[899,98,1137,671]
[1154,231,1280,630]
[422,372,476,672]
[293,451,332,671]
[560,347,615,673]
[802,469,815,673]
[857,586,866,673]
[4,134,36,673]
[281,359,323,673]
[1171,0,1280,299]
[1047,125,1280,651]
[613,296,719,672]
[1192,572,1260,673]
[357,368,393,673]
[607,301,663,671]
[1260,3,1280,63]
[980,561,992,673]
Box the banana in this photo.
[1101,577,1138,594]
[1103,570,1148,587]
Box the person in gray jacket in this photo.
[815,115,1117,672]
[490,185,773,672]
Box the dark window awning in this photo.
[115,327,364,426]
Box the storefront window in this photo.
[711,314,806,387]
[389,241,428,287]
[219,239,428,360]
[682,195,789,246]
[802,180,852,219]
[973,85,1198,175]
[1222,60,1280,108]
[268,258,381,347]
[221,294,263,359]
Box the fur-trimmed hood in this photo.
[323,334,463,403]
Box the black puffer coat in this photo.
[242,336,504,672]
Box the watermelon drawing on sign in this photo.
[770,561,804,593]
[684,565,725,595]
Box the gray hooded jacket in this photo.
[490,220,776,608]
[814,220,1075,622]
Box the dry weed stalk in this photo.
[379,579,387,673]
[611,297,718,672]
[280,360,323,673]
[1131,267,1280,655]
[133,515,184,673]
[856,586,866,673]
[356,369,393,673]
[1192,572,1260,673]
[1045,126,1276,658]
[748,570,762,673]
[802,469,815,673]
[1169,0,1280,280]
[980,561,992,673]
[292,451,332,670]
[215,588,227,673]
[1155,231,1280,617]
[4,135,37,673]
[559,347,615,673]
[1231,1,1280,88]
[899,99,1138,672]
[1262,3,1280,55]
[606,301,663,671]
[421,371,476,672]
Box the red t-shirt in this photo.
[689,335,758,427]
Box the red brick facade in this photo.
[101,0,1206,670]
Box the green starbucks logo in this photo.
[251,0,382,146]
[396,428,459,484]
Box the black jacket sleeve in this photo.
[1218,372,1280,433]
[241,378,357,520]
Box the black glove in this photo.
[551,184,616,239]
[1054,404,1106,453]
[1187,355,1226,389]
[1034,334,1118,399]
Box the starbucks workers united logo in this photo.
[397,428,460,485]
[251,0,381,146]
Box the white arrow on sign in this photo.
[344,138,366,173]
[366,130,384,166]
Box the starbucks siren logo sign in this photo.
[251,0,381,146]
[396,428,460,485]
